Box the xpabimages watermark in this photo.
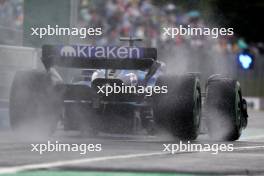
[97,83,168,97]
[163,141,234,155]
[163,25,234,39]
[31,141,102,155]
[31,25,102,39]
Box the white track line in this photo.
[1,145,264,175]
[0,152,169,174]
[240,134,264,140]
[234,145,264,150]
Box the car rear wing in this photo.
[41,45,157,70]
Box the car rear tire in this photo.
[205,76,243,141]
[155,75,201,140]
[9,70,62,137]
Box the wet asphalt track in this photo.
[0,109,264,175]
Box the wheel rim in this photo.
[236,90,242,133]
[193,88,201,129]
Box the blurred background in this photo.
[0,0,264,110]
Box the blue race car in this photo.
[9,38,248,141]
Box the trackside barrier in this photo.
[244,97,264,111]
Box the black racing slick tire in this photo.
[205,76,244,141]
[9,70,62,136]
[155,75,202,140]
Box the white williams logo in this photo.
[60,46,76,57]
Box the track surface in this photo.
[0,110,264,175]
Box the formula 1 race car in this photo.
[9,38,248,141]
